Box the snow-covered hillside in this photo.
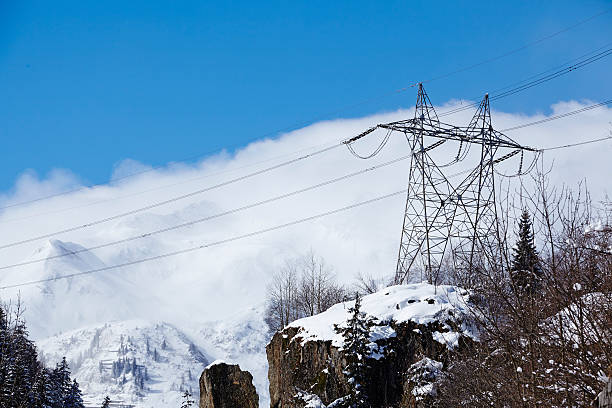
[37,311,273,408]
[38,320,208,407]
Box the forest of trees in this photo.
[434,180,612,406]
[0,303,85,408]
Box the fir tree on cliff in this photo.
[334,293,376,408]
[510,209,542,293]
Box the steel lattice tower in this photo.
[345,84,537,285]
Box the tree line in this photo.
[0,302,85,408]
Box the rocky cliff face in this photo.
[199,362,259,408]
[266,284,476,408]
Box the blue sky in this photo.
[1,0,610,192]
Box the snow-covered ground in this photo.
[288,283,477,349]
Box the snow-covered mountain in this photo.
[0,239,273,407]
[38,320,209,407]
[36,311,272,407]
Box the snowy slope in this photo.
[37,320,209,408]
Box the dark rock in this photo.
[267,320,472,408]
[199,362,258,408]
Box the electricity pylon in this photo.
[345,84,537,285]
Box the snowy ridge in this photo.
[288,283,477,348]
[0,240,151,339]
[36,305,273,408]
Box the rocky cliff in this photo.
[199,361,259,408]
[266,283,476,408]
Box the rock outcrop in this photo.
[266,283,476,408]
[199,362,259,408]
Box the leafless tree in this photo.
[265,252,347,331]
[437,174,612,407]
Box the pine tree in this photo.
[101,395,111,408]
[510,209,542,293]
[180,390,195,407]
[333,293,376,408]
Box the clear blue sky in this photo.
[1,0,610,191]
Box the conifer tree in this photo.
[180,390,195,407]
[64,379,85,408]
[101,395,111,408]
[0,304,83,408]
[510,209,542,293]
[334,293,375,408]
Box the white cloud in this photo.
[0,99,610,338]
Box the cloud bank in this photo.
[0,99,610,338]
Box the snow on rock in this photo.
[37,320,209,408]
[288,283,476,349]
[205,359,227,369]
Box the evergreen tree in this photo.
[0,304,84,408]
[101,395,112,408]
[64,379,85,408]
[333,293,376,408]
[49,357,72,406]
[30,367,52,408]
[180,390,195,408]
[510,209,542,293]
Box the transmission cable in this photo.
[2,100,609,251]
[436,47,612,119]
[418,8,611,85]
[0,189,407,290]
[0,154,410,271]
[0,138,346,225]
[344,45,612,159]
[501,99,612,132]
[0,143,341,250]
[539,134,612,151]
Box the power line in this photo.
[436,47,612,118]
[0,143,341,250]
[5,42,611,225]
[0,154,410,270]
[419,8,611,85]
[0,189,407,290]
[501,99,612,132]
[0,138,345,224]
[2,8,608,212]
[540,134,612,151]
[1,100,609,252]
